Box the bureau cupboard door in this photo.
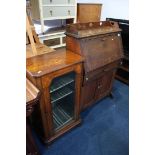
[81,80,97,110]
[95,70,115,101]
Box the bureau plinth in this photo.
[26,49,84,144]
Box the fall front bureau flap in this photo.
[80,33,123,72]
[66,21,124,73]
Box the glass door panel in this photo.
[50,72,75,131]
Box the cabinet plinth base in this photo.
[44,119,81,144]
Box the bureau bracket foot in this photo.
[109,92,114,99]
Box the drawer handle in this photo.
[103,67,118,72]
[68,10,71,15]
[103,68,110,72]
[50,0,52,3]
[98,85,102,89]
[101,38,106,41]
[50,10,52,16]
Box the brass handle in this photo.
[86,77,89,81]
[98,85,102,89]
[89,22,93,27]
[68,10,71,15]
[50,10,52,16]
[101,38,106,41]
[103,67,118,72]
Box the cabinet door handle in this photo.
[26,107,33,116]
[50,0,52,3]
[50,10,52,16]
[68,10,71,15]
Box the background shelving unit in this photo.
[30,0,77,48]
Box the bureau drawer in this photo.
[42,0,75,5]
[83,60,120,84]
[43,6,75,18]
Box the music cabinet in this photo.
[26,49,84,144]
[66,21,124,110]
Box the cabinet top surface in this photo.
[26,49,84,77]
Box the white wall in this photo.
[77,0,129,20]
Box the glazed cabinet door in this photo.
[38,63,82,142]
[95,69,115,101]
[81,80,97,110]
[50,72,76,132]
